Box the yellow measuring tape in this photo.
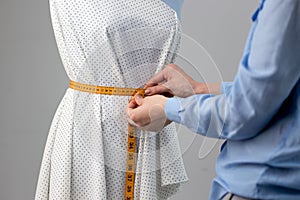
[69,80,145,97]
[69,80,144,200]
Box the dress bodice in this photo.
[50,0,183,88]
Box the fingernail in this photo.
[145,89,150,94]
[135,94,142,99]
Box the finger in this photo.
[144,80,167,90]
[145,69,167,87]
[127,106,149,127]
[127,113,141,127]
[128,99,138,108]
[143,82,157,89]
[134,94,144,106]
[145,84,170,95]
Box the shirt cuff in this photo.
[220,82,233,95]
[164,97,182,123]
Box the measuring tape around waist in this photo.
[69,80,145,97]
[69,80,144,200]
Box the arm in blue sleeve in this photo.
[220,82,233,95]
[165,0,300,140]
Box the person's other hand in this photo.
[127,94,171,132]
[144,64,221,97]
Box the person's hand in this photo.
[144,64,221,97]
[127,94,171,132]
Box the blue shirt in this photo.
[165,0,300,199]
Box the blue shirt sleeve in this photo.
[220,82,233,95]
[165,0,300,140]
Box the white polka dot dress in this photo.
[35,0,188,199]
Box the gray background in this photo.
[0,0,258,199]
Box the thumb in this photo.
[134,94,144,106]
[145,84,170,95]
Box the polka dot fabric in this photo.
[35,0,188,199]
